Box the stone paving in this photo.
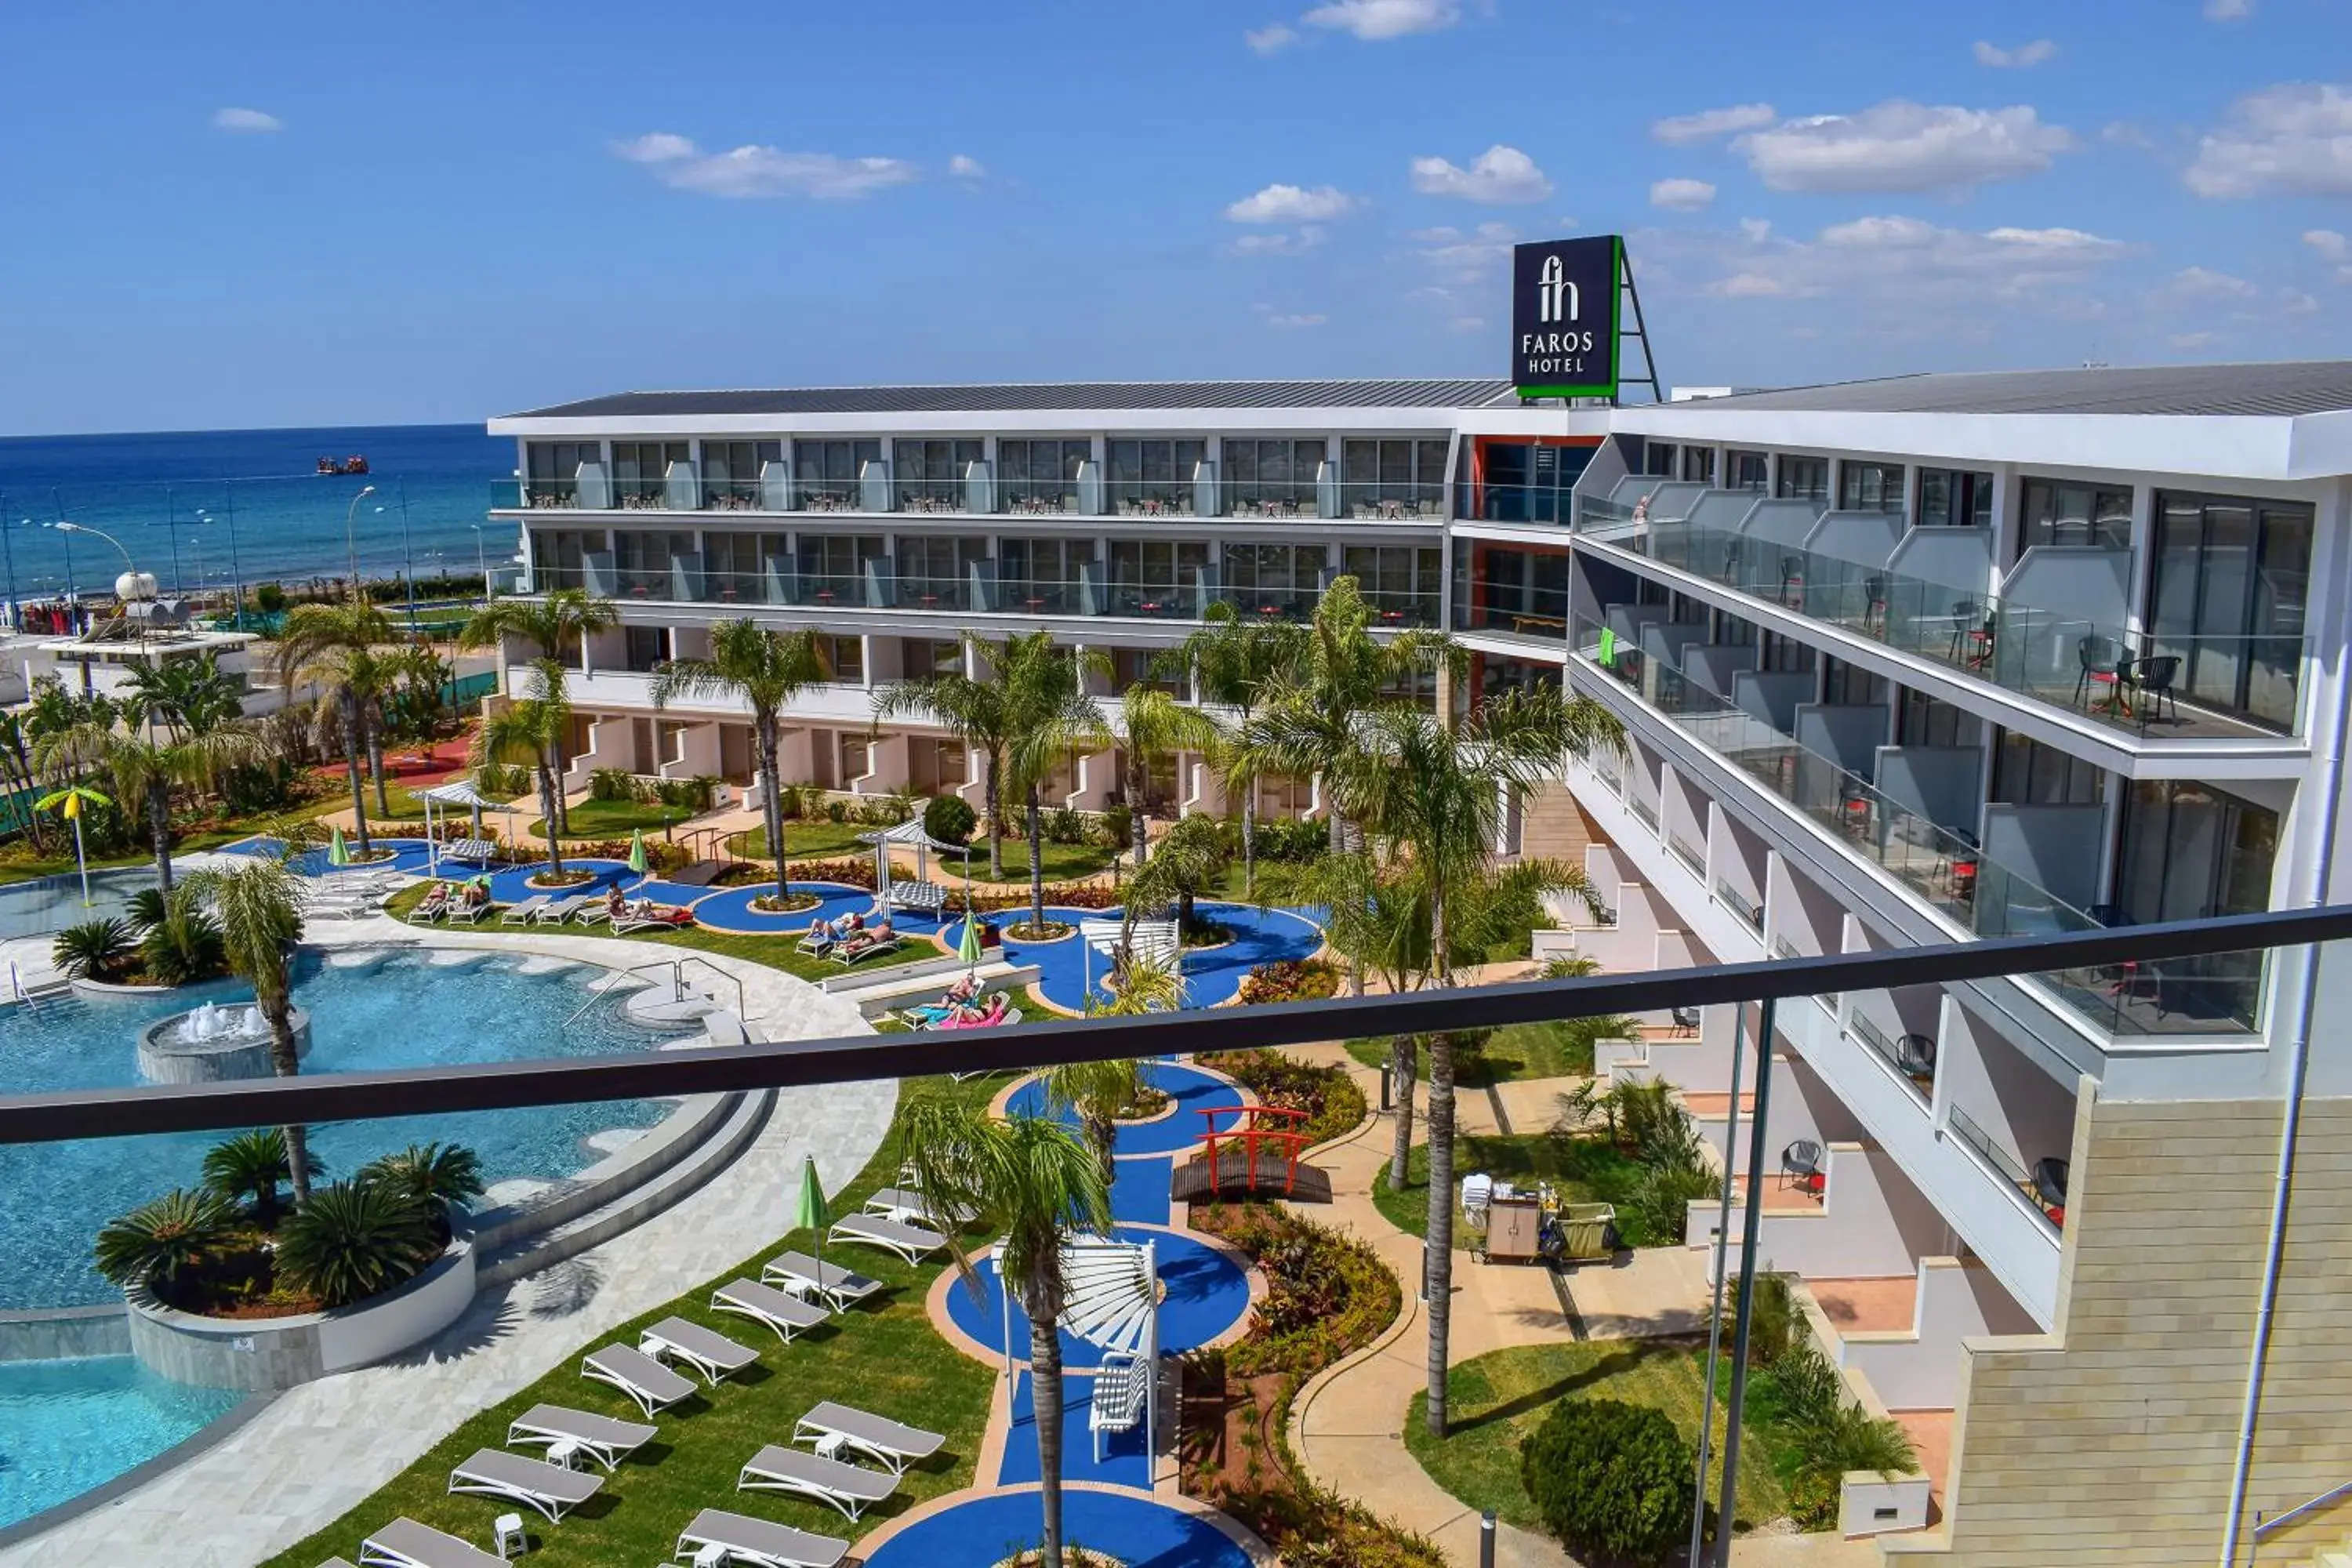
[0,912,896,1568]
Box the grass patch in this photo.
[728,822,880,862]
[1344,1019,1610,1084]
[256,1075,1003,1568]
[1403,1340,1792,1536]
[1371,1131,1646,1243]
[532,797,699,840]
[950,840,1120,883]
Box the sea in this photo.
[0,423,509,603]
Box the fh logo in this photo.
[1537,254,1578,324]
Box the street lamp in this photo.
[53,521,147,641]
[470,524,492,601]
[343,484,377,602]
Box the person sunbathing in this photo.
[462,880,491,909]
[604,885,628,919]
[837,916,897,960]
[413,883,451,918]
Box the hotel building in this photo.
[485,362,2352,1563]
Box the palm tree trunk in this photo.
[1030,1294,1068,1568]
[366,711,390,818]
[539,763,566,877]
[8,735,46,853]
[147,776,174,891]
[1085,1107,1117,1187]
[1240,779,1256,901]
[1424,1029,1458,1437]
[985,754,1004,880]
[757,713,788,902]
[341,693,372,858]
[1025,784,1047,934]
[1129,753,1149,877]
[1388,1035,1417,1189]
[265,1005,311,1207]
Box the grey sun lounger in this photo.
[447,1446,603,1523]
[582,1343,696,1417]
[710,1277,829,1343]
[673,1506,848,1568]
[864,1186,933,1223]
[737,1443,899,1521]
[535,893,594,924]
[760,1250,884,1312]
[358,1517,508,1568]
[499,895,550,924]
[640,1316,759,1386]
[828,1211,947,1264]
[506,1403,656,1471]
[794,1400,946,1475]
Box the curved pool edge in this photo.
[0,1381,275,1552]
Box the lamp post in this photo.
[162,486,184,594]
[343,483,377,603]
[470,524,492,602]
[49,489,74,603]
[53,521,143,644]
[395,477,418,628]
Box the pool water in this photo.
[0,947,683,1310]
[0,1355,243,1532]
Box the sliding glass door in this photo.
[2146,492,2310,731]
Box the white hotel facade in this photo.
[485,364,2352,1563]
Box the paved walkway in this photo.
[0,914,895,1568]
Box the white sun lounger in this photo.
[500,895,550,924]
[506,1403,655,1471]
[535,894,593,924]
[445,897,492,925]
[358,1517,507,1568]
[710,1278,828,1344]
[736,1444,898,1522]
[447,1446,604,1523]
[673,1507,848,1568]
[827,1212,946,1264]
[639,1316,758,1386]
[793,1400,946,1475]
[863,1187,931,1223]
[582,1343,696,1417]
[760,1250,884,1312]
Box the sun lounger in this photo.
[358,1517,507,1568]
[447,1447,603,1523]
[575,900,615,927]
[582,1343,696,1417]
[639,1316,758,1386]
[828,1211,946,1264]
[760,1250,884,1312]
[673,1507,847,1568]
[444,837,499,865]
[735,1444,898,1522]
[506,1403,655,1471]
[863,1186,932,1223]
[793,1400,946,1475]
[446,895,493,924]
[826,934,902,967]
[615,905,694,935]
[710,1278,828,1343]
[536,894,593,924]
[500,895,550,924]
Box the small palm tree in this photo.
[472,659,572,878]
[458,587,617,833]
[901,1095,1111,1568]
[653,619,822,905]
[123,652,246,738]
[358,1142,485,1240]
[1112,685,1220,876]
[1165,606,1307,898]
[996,633,1111,934]
[1122,809,1229,941]
[201,1128,321,1229]
[274,1180,440,1308]
[93,1189,238,1301]
[180,858,312,1203]
[871,633,1012,878]
[136,881,227,985]
[52,916,133,981]
[1092,944,1186,1018]
[1043,1058,1145,1184]
[278,600,397,846]
[34,722,267,891]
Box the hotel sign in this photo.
[1511,235,1621,399]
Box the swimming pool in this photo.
[0,946,684,1311]
[0,1355,244,1534]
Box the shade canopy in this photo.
[420,780,495,808]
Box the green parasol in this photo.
[627,828,649,876]
[328,824,350,866]
[794,1152,830,1286]
[958,909,984,967]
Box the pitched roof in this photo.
[1678,361,2352,419]
[505,377,1522,419]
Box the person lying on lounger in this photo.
[462,880,491,910]
[605,885,628,920]
[413,882,452,919]
[835,916,896,960]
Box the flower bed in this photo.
[786,858,879,890]
[1000,918,1076,942]
[749,891,823,915]
[526,869,597,890]
[1236,958,1341,1006]
[972,881,1120,912]
[1196,1049,1367,1149]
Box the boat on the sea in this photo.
[315,455,370,475]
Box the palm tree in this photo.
[201,1128,320,1229]
[870,633,1012,878]
[34,723,267,891]
[458,587,617,833]
[181,858,314,1203]
[0,711,47,853]
[900,1094,1110,1568]
[1092,944,1186,1018]
[278,600,397,847]
[1165,606,1306,898]
[473,659,573,878]
[358,1142,485,1243]
[1112,684,1220,876]
[997,633,1111,934]
[1123,809,1230,940]
[93,1189,239,1302]
[274,1180,440,1308]
[1043,1057,1145,1185]
[123,652,246,739]
[652,619,822,905]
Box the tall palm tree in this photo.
[1113,684,1220,876]
[1123,808,1230,939]
[278,600,397,848]
[1043,1057,1145,1185]
[0,711,50,853]
[870,633,1012,877]
[123,652,245,739]
[35,723,267,891]
[472,659,572,878]
[997,633,1111,934]
[900,1094,1111,1568]
[1165,606,1307,898]
[652,619,822,905]
[458,587,617,833]
[181,858,313,1203]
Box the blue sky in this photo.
[4,0,2349,434]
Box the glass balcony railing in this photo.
[1946,1102,2063,1236]
[1571,615,2266,1037]
[1716,880,1764,931]
[497,475,1456,524]
[1848,1010,1933,1105]
[1452,600,1570,641]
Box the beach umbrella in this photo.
[958,906,984,969]
[36,785,110,907]
[793,1152,830,1287]
[328,824,350,867]
[627,828,649,877]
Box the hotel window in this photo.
[839,734,870,781]
[610,441,691,508]
[701,441,782,509]
[815,635,864,684]
[1916,469,1994,528]
[795,534,884,598]
[1643,441,1678,477]
[1820,657,1887,708]
[1476,657,1563,703]
[1838,461,1906,514]
[2147,492,2311,731]
[794,439,883,509]
[1000,536,1093,596]
[1681,446,1717,484]
[2021,478,2132,553]
[893,439,982,510]
[1222,438,1325,513]
[998,439,1091,514]
[931,738,968,783]
[894,535,985,606]
[1776,456,1829,501]
[612,530,691,597]
[622,626,670,674]
[1225,542,1323,619]
[528,528,604,590]
[1111,647,1182,695]
[1105,438,1206,515]
[1341,438,1450,512]
[1726,450,1769,492]
[1477,441,1591,524]
[701,533,768,602]
[525,442,601,506]
[1991,730,2100,806]
[1108,539,1207,610]
[1342,545,1443,626]
[1897,691,1981,750]
[906,638,964,680]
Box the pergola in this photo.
[419,780,503,876]
[994,1233,1159,1465]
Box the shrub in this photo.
[791,858,879,890]
[1753,1341,1916,1526]
[1046,805,1088,844]
[125,887,169,931]
[1100,801,1133,851]
[855,797,898,826]
[1198,1203,1399,1377]
[1251,815,1330,863]
[477,762,531,798]
[826,798,849,823]
[923,793,976,845]
[139,902,227,986]
[972,880,1120,911]
[252,582,288,613]
[772,782,807,821]
[1236,958,1341,1006]
[201,1129,320,1229]
[1520,1398,1694,1566]
[1621,1156,1717,1248]
[1197,1048,1367,1148]
[53,917,134,982]
[588,767,636,802]
[272,1180,440,1309]
[93,1188,240,1298]
[358,1142,485,1242]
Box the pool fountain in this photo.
[134,1000,310,1084]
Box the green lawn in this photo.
[727,821,887,862]
[1403,1340,1793,1535]
[531,797,700,840]
[256,1075,1003,1568]
[1372,1131,1646,1243]
[1345,1019,1614,1084]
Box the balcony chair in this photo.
[1894,1033,1937,1079]
[2125,655,2182,732]
[1669,1006,1700,1037]
[1777,554,1806,608]
[1947,600,1995,667]
[1861,575,1889,634]
[1780,1138,1824,1190]
[2031,1156,2070,1214]
[2074,634,2126,713]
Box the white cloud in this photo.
[1245,23,1299,52]
[2205,0,2253,20]
[1649,177,1717,211]
[948,154,985,179]
[1264,311,1327,328]
[1408,145,1552,204]
[1229,226,1328,256]
[1225,182,1360,222]
[2172,331,2223,348]
[1449,316,1486,332]
[212,107,281,133]
[2166,264,2261,299]
[2305,228,2352,281]
[1973,38,2059,68]
[1410,220,1517,284]
[2183,82,2352,198]
[1682,213,2130,305]
[1651,103,1777,144]
[1737,216,1773,241]
[610,133,919,198]
[1301,0,1460,40]
[1733,100,2075,194]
